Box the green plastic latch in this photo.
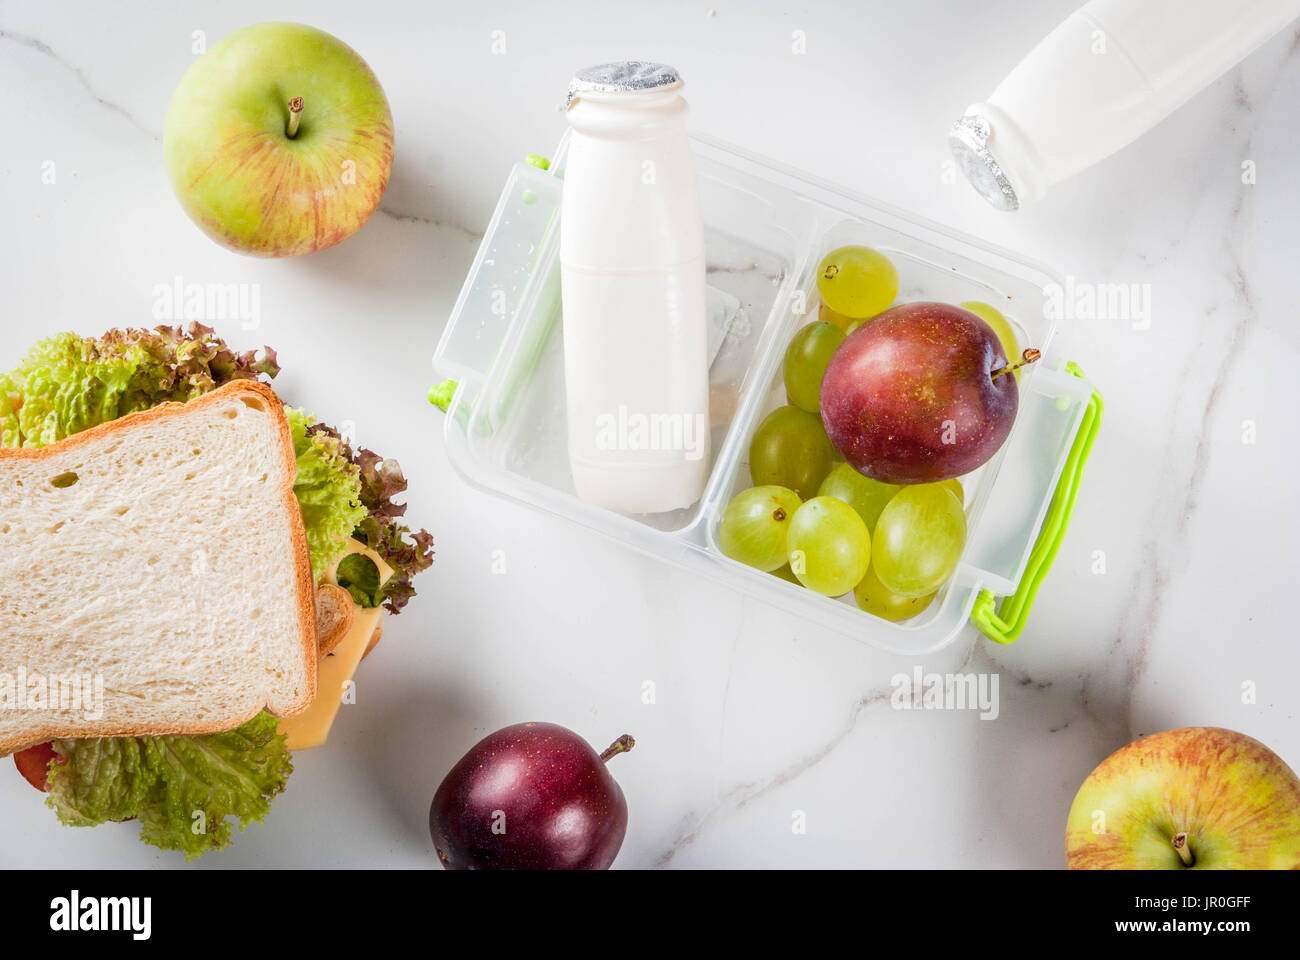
[429,152,560,429]
[971,362,1103,645]
[428,379,457,412]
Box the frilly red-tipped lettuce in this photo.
[0,324,277,448]
[301,421,435,613]
[46,712,293,860]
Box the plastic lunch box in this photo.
[432,131,1103,657]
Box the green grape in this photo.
[816,245,898,320]
[872,485,967,598]
[749,405,834,499]
[718,485,803,572]
[959,300,1021,381]
[770,563,801,584]
[816,462,900,532]
[817,301,854,332]
[786,496,871,596]
[854,565,936,622]
[783,321,845,413]
[940,477,964,506]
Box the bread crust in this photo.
[0,379,318,755]
[315,583,355,659]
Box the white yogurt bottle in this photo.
[951,0,1300,210]
[560,62,710,514]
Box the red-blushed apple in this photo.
[163,22,393,257]
[429,722,634,870]
[1066,726,1300,869]
[819,301,1039,484]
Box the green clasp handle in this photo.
[971,362,1103,644]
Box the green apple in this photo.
[958,301,1020,380]
[164,22,393,257]
[1066,726,1300,869]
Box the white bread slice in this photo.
[0,380,316,755]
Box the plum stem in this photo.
[991,347,1041,381]
[287,97,304,138]
[1172,832,1195,867]
[600,735,635,763]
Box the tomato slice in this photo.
[13,742,61,792]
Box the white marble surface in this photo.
[2,0,1298,869]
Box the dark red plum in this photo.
[429,722,634,870]
[820,301,1037,483]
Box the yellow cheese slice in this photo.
[280,539,393,751]
[280,604,382,750]
[322,537,394,589]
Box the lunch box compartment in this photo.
[434,133,1102,655]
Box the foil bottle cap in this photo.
[949,113,1020,212]
[566,61,682,110]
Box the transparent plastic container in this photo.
[433,133,1102,656]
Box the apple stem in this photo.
[286,97,304,139]
[599,735,635,763]
[991,347,1042,381]
[1172,832,1195,867]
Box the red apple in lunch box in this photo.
[163,22,394,256]
[1066,727,1300,869]
[429,722,634,870]
[819,301,1038,484]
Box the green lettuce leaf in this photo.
[0,324,277,448]
[46,713,293,860]
[302,421,435,614]
[336,553,381,607]
[287,409,367,580]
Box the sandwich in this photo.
[0,323,433,858]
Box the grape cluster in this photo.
[717,246,1015,622]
